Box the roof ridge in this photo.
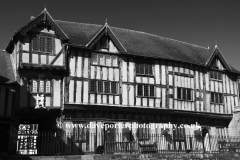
[110,26,208,50]
[55,19,102,27]
[56,19,208,50]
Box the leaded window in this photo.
[211,92,223,104]
[177,88,192,101]
[136,61,153,76]
[210,71,222,81]
[91,53,118,67]
[32,36,53,53]
[31,79,52,93]
[90,80,118,94]
[137,84,155,97]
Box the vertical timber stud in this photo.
[147,63,149,107]
[172,61,175,109]
[60,75,63,108]
[159,60,162,108]
[199,68,202,112]
[127,57,129,106]
[134,57,136,106]
[87,52,91,104]
[29,33,32,64]
[113,63,115,105]
[74,49,77,103]
[81,50,85,103]
[51,79,53,107]
[194,65,197,111]
[106,61,109,104]
[153,59,155,107]
[100,66,103,104]
[119,56,123,105]
[19,39,23,65]
[166,61,169,108]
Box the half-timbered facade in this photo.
[4,8,240,153]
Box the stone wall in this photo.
[228,106,240,137]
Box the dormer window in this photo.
[32,35,53,53]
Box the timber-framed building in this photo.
[2,8,240,153]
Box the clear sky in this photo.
[1,0,240,70]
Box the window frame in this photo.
[211,92,223,104]
[135,60,153,76]
[137,84,155,97]
[31,34,55,54]
[89,80,119,95]
[91,53,118,67]
[210,70,222,81]
[177,87,192,101]
[31,79,52,94]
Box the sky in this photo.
[1,0,240,70]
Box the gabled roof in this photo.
[0,50,16,84]
[5,9,240,74]
[56,20,213,65]
[6,8,68,53]
[206,46,231,70]
[86,23,126,53]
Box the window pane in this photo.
[104,81,110,93]
[218,72,222,80]
[137,85,143,96]
[111,82,117,94]
[32,37,39,51]
[210,71,214,79]
[32,80,38,92]
[46,81,51,93]
[39,37,45,52]
[182,89,186,100]
[136,64,140,74]
[144,85,149,96]
[187,89,191,100]
[112,56,118,67]
[211,92,215,103]
[140,64,144,74]
[214,71,218,79]
[97,81,103,93]
[106,55,111,66]
[39,80,44,92]
[99,54,105,66]
[91,53,98,65]
[219,94,223,103]
[144,64,149,75]
[90,80,96,92]
[177,88,182,99]
[150,85,154,97]
[215,93,219,103]
[46,37,52,53]
[148,64,153,75]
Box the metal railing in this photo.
[1,130,240,155]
